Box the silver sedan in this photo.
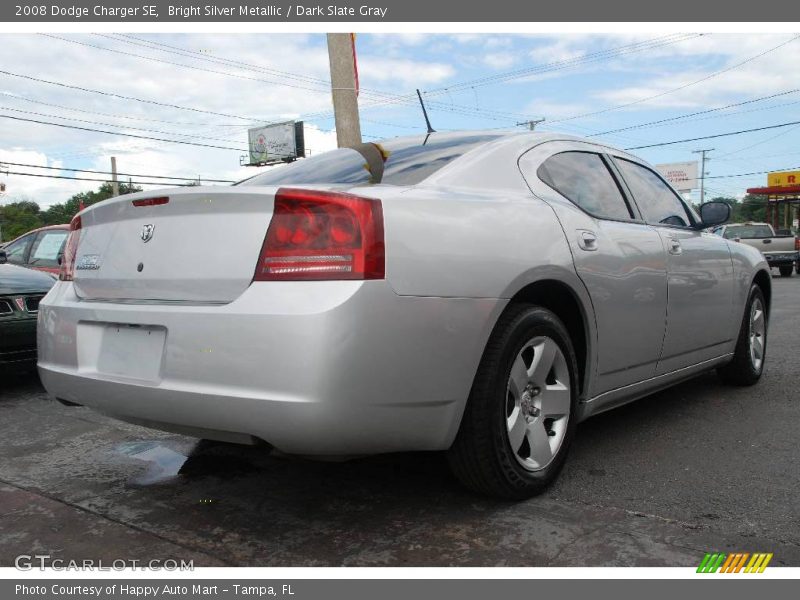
[38,131,770,499]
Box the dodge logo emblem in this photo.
[141,224,155,243]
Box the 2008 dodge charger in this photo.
[37,131,770,498]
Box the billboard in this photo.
[247,121,305,165]
[655,161,698,192]
[767,170,800,187]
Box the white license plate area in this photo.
[77,323,166,382]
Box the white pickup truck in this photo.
[713,222,799,277]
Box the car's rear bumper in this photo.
[763,250,799,267]
[38,280,503,455]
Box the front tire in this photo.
[779,265,793,277]
[447,304,579,500]
[717,284,767,386]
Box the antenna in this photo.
[416,89,435,134]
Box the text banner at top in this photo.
[3,0,800,22]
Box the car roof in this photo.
[5,223,69,242]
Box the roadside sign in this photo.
[767,170,800,187]
[246,121,305,166]
[656,161,698,192]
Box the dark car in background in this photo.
[0,225,70,275]
[0,264,55,373]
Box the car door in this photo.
[520,146,669,395]
[2,233,35,267]
[612,157,735,374]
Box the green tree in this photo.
[0,200,43,240]
[1,182,143,242]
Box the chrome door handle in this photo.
[577,230,598,251]
[668,238,682,255]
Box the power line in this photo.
[0,161,235,183]
[0,106,254,145]
[705,166,800,179]
[0,114,249,151]
[39,34,335,95]
[550,34,800,125]
[105,33,333,88]
[1,170,199,187]
[588,88,800,137]
[0,69,268,122]
[0,92,248,128]
[624,119,800,150]
[426,34,702,95]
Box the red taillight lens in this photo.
[795,237,800,251]
[59,215,82,282]
[254,188,384,281]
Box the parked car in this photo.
[1,224,70,275]
[37,132,770,499]
[712,222,799,277]
[1,263,55,373]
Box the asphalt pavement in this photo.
[1,274,798,567]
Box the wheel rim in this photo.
[749,297,766,372]
[505,336,571,472]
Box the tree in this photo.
[0,182,143,242]
[0,200,43,240]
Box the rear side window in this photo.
[537,151,633,221]
[615,158,694,227]
[28,230,68,269]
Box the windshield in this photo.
[237,133,502,187]
[724,225,773,239]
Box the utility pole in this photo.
[517,118,546,131]
[110,156,120,197]
[326,33,362,148]
[693,148,714,205]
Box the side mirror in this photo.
[698,201,731,228]
[0,249,6,264]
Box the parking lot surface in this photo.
[1,275,798,567]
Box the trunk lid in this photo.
[72,186,280,303]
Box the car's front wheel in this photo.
[448,304,579,500]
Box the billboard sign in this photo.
[767,170,800,188]
[656,161,698,192]
[247,121,305,165]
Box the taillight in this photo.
[254,187,384,281]
[796,237,800,251]
[59,215,82,282]
[132,196,169,207]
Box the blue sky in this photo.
[2,32,800,206]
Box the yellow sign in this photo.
[767,170,800,187]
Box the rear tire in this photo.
[717,284,767,386]
[779,265,793,277]
[447,304,579,500]
[796,260,800,275]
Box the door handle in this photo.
[577,230,598,251]
[762,239,772,244]
[668,238,682,255]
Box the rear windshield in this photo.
[724,225,773,239]
[236,133,501,187]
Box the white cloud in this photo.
[483,52,517,70]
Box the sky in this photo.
[2,31,800,210]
